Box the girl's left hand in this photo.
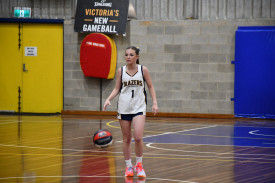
[152,103,158,116]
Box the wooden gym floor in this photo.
[0,114,274,183]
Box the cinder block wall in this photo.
[63,19,275,114]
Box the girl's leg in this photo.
[119,119,132,160]
[132,115,146,157]
[132,115,147,178]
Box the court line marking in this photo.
[144,141,275,149]
[115,125,218,143]
[142,125,275,141]
[143,125,218,138]
[2,143,275,157]
[0,175,197,183]
[107,120,222,128]
[1,143,274,162]
[145,143,275,156]
[1,152,274,164]
[143,132,275,141]
[145,143,275,161]
[249,130,275,137]
[0,121,20,124]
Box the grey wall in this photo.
[132,0,275,20]
[1,0,275,114]
[1,0,275,20]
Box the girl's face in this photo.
[125,49,138,65]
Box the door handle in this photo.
[23,64,28,72]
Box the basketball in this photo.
[93,129,113,148]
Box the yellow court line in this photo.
[106,121,119,128]
[106,121,165,134]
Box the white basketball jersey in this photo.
[117,65,147,114]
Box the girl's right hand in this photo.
[103,100,111,111]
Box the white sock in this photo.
[136,156,143,165]
[125,159,132,167]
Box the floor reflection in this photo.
[125,177,146,183]
[0,115,62,182]
[234,120,275,183]
[79,151,116,183]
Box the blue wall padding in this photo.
[234,26,275,119]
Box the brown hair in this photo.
[126,46,140,64]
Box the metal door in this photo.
[0,23,63,113]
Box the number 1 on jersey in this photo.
[131,90,134,98]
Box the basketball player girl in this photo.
[103,46,158,178]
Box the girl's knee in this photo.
[123,137,132,144]
[134,136,143,143]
